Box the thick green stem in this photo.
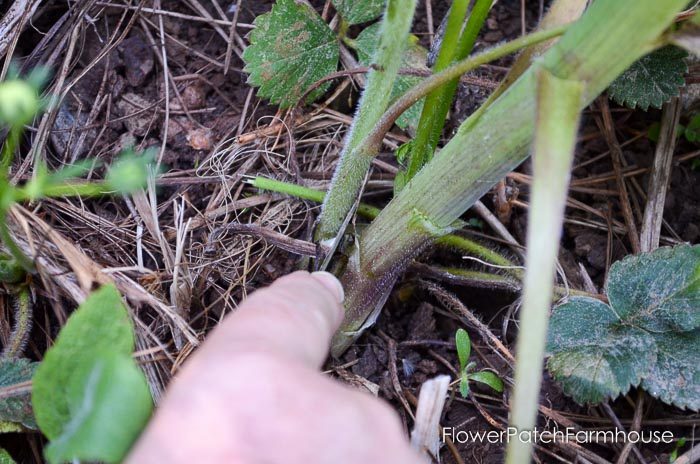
[315,0,417,243]
[361,24,569,156]
[331,0,687,356]
[469,0,588,125]
[406,0,493,181]
[316,24,569,243]
[505,69,583,464]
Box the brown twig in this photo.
[640,98,681,252]
[597,97,641,253]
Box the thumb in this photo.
[203,271,345,368]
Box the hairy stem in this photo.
[361,24,569,158]
[315,0,418,243]
[2,286,32,359]
[331,0,687,355]
[505,69,583,464]
[315,24,569,243]
[469,0,588,125]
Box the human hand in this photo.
[127,271,423,463]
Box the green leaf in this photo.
[468,370,504,393]
[641,330,700,411]
[455,328,471,372]
[0,449,16,464]
[459,374,470,398]
[547,245,700,409]
[547,298,655,404]
[608,46,688,111]
[607,244,700,332]
[355,23,427,131]
[32,284,153,463]
[44,351,153,464]
[243,0,339,108]
[0,358,38,429]
[332,0,385,25]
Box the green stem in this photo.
[0,208,33,273]
[505,69,583,464]
[435,234,516,271]
[1,126,21,179]
[315,0,418,243]
[331,0,687,356]
[361,24,570,160]
[316,23,569,243]
[252,176,381,218]
[406,0,493,181]
[337,18,350,42]
[433,265,597,300]
[465,0,587,129]
[2,286,32,359]
[15,181,114,201]
[251,176,515,269]
[404,0,470,185]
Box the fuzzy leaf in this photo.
[547,245,700,410]
[32,285,153,463]
[332,0,386,25]
[44,352,153,464]
[243,0,339,108]
[608,46,687,111]
[547,298,655,404]
[641,330,700,411]
[355,23,427,131]
[607,244,700,332]
[0,358,38,429]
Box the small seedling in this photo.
[0,71,155,462]
[669,437,687,463]
[455,328,504,398]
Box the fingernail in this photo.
[311,271,345,303]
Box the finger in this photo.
[204,271,345,368]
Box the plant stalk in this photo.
[315,0,417,243]
[251,176,515,270]
[406,0,493,181]
[331,0,688,356]
[403,0,471,182]
[315,24,570,243]
[504,69,583,464]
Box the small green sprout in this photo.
[669,437,687,463]
[455,328,504,398]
